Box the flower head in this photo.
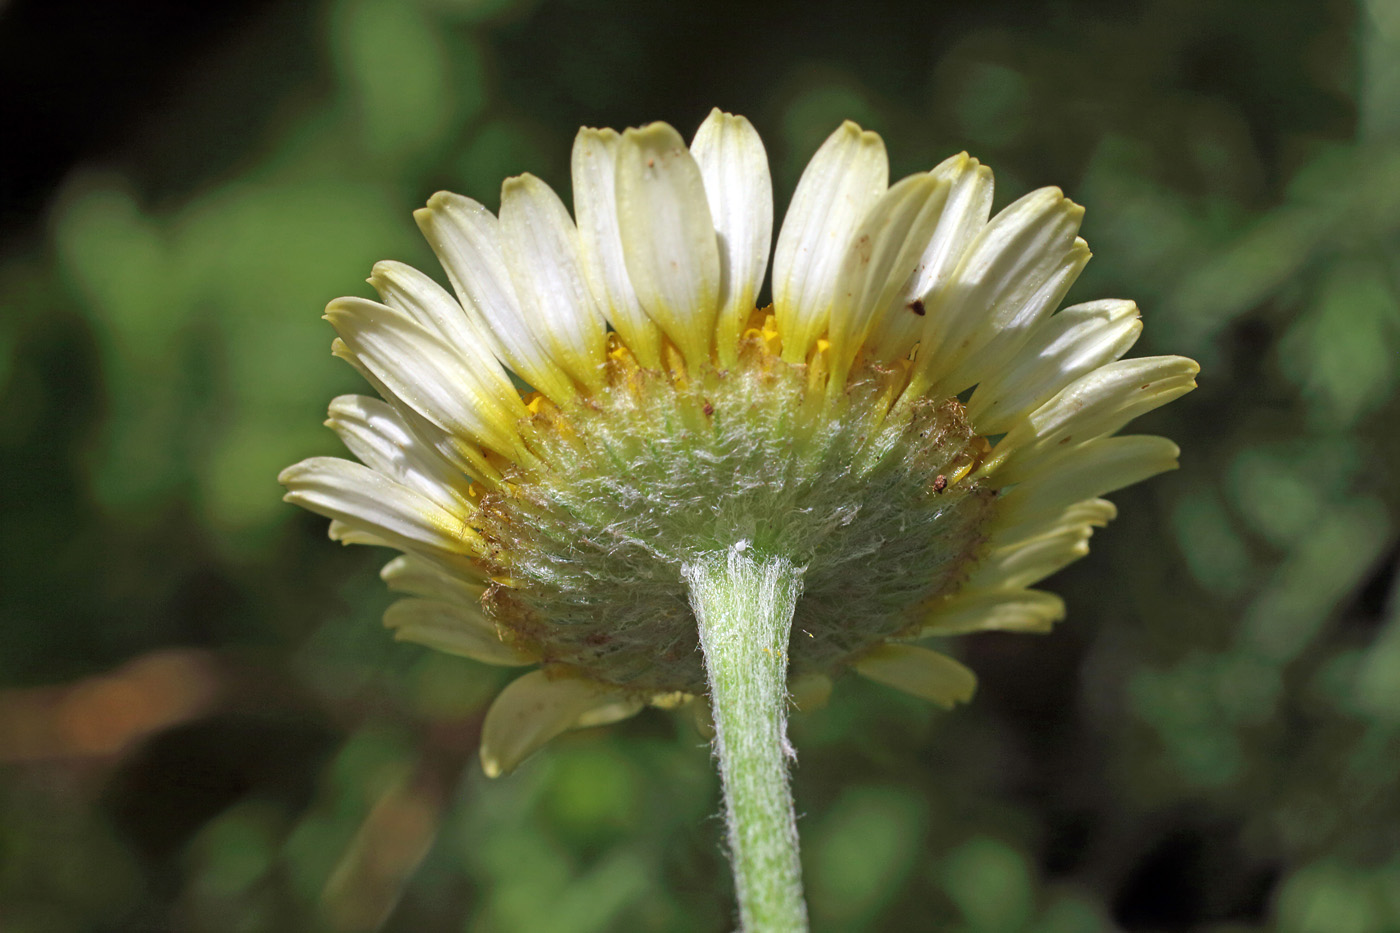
[281,110,1197,776]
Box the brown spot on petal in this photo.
[908,298,926,316]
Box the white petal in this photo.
[995,434,1180,518]
[368,260,525,413]
[383,598,532,667]
[772,121,888,363]
[480,671,644,777]
[990,355,1200,475]
[330,337,500,487]
[854,644,977,708]
[571,127,665,369]
[913,187,1086,396]
[919,589,1066,636]
[498,174,608,390]
[325,400,469,514]
[966,299,1143,434]
[691,109,774,368]
[992,497,1118,551]
[942,240,1090,395]
[325,297,523,456]
[414,192,576,403]
[381,554,489,599]
[870,152,994,360]
[615,121,722,368]
[333,524,483,591]
[827,172,951,381]
[279,457,479,561]
[325,395,472,515]
[368,260,474,351]
[968,523,1094,591]
[328,519,392,548]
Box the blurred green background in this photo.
[2,0,1398,929]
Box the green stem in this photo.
[685,545,809,933]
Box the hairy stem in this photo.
[685,544,809,933]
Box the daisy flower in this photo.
[281,109,1197,931]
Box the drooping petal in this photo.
[772,121,888,363]
[414,191,577,403]
[854,644,977,708]
[480,671,645,777]
[279,457,480,562]
[826,171,951,382]
[498,173,609,392]
[995,434,1180,521]
[328,520,393,548]
[965,299,1142,434]
[870,152,994,360]
[383,598,533,666]
[615,121,722,368]
[912,187,1086,396]
[571,127,665,369]
[988,355,1199,477]
[380,553,489,599]
[325,297,523,457]
[919,589,1066,636]
[691,109,774,368]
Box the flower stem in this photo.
[685,545,809,933]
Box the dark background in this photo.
[2,0,1398,930]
